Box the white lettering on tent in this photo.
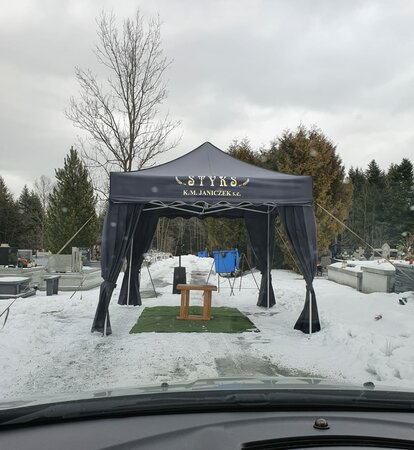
[198,176,205,186]
[175,176,249,188]
[208,176,216,187]
[182,189,241,197]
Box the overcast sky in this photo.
[1,0,414,196]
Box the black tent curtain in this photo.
[278,206,321,334]
[118,214,159,306]
[91,202,142,334]
[119,211,278,309]
[92,204,321,335]
[244,211,276,307]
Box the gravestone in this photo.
[394,263,414,293]
[0,245,18,266]
[79,247,91,266]
[320,255,332,269]
[353,247,365,260]
[34,251,51,267]
[72,247,82,272]
[47,255,72,273]
[381,243,391,259]
[364,248,373,260]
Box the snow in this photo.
[0,255,413,401]
[0,277,31,283]
[330,259,406,272]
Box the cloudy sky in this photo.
[1,0,414,196]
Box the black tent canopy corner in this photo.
[92,142,321,336]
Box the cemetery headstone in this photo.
[72,247,82,272]
[381,243,391,259]
[0,245,18,266]
[79,247,91,266]
[34,251,51,267]
[48,255,72,273]
[353,247,365,260]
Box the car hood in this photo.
[1,376,413,411]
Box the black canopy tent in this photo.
[92,142,321,335]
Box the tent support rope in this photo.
[275,227,301,273]
[56,215,95,255]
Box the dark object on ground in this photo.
[172,267,186,294]
[0,247,18,266]
[394,264,414,293]
[44,275,61,296]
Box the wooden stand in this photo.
[176,284,217,321]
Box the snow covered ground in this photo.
[1,255,413,401]
[330,259,410,272]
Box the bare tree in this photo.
[34,175,53,211]
[34,175,53,250]
[66,10,180,197]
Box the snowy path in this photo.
[142,257,294,379]
[0,255,413,400]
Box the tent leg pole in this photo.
[239,254,244,291]
[104,313,108,337]
[267,207,270,309]
[309,289,312,338]
[127,238,133,306]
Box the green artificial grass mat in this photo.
[129,306,259,333]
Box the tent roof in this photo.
[109,142,313,207]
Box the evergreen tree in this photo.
[263,126,352,257]
[364,160,386,246]
[342,167,370,248]
[366,160,385,186]
[384,158,414,245]
[227,138,263,165]
[15,185,44,249]
[0,176,19,245]
[204,216,249,257]
[342,158,413,251]
[46,147,99,254]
